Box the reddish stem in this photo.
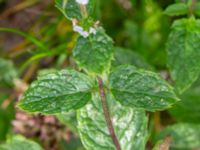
[97,77,121,150]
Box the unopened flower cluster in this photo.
[73,25,96,38]
[74,0,96,38]
[72,18,96,38]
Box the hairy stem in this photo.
[80,4,88,18]
[97,77,121,150]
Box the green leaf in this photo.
[57,111,78,133]
[157,123,200,149]
[166,18,200,93]
[0,135,43,150]
[109,65,179,111]
[55,0,96,20]
[164,3,188,16]
[55,0,81,20]
[18,69,94,114]
[0,58,17,87]
[77,93,148,150]
[112,47,152,70]
[73,28,114,74]
[169,78,200,123]
[194,2,200,16]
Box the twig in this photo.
[154,112,162,132]
[97,77,121,150]
[22,62,38,83]
[158,136,172,150]
[0,0,39,18]
[1,95,14,109]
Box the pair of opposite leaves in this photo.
[18,65,178,149]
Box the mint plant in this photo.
[16,0,180,149]
[0,0,200,149]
